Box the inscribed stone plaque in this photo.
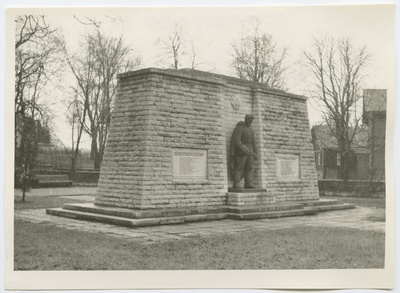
[277,154,300,180]
[172,149,207,179]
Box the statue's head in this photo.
[244,114,254,126]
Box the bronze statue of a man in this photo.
[230,114,258,189]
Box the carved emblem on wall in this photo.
[230,94,241,110]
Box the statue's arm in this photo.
[234,127,250,154]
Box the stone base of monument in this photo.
[227,199,356,220]
[226,189,275,206]
[46,199,356,228]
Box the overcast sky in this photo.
[11,5,396,149]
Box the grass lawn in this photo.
[14,195,93,210]
[14,194,385,270]
[14,220,384,270]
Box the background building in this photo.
[363,89,387,182]
[311,125,369,180]
[312,89,387,182]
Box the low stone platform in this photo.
[46,199,356,228]
[227,189,274,206]
[227,188,267,193]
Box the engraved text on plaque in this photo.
[277,154,300,180]
[172,149,207,179]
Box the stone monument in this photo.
[47,68,355,226]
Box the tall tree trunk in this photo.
[94,151,101,170]
[91,130,100,170]
[70,156,76,179]
[21,163,28,202]
[341,152,349,183]
[90,130,97,159]
[70,117,85,178]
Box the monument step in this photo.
[45,200,357,228]
[227,188,267,193]
[227,208,318,220]
[227,190,275,206]
[46,206,318,228]
[298,199,342,206]
[46,208,228,228]
[47,208,157,227]
[227,203,305,214]
[306,203,356,212]
[62,203,228,219]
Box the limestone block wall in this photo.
[257,89,319,201]
[96,68,227,209]
[96,68,319,210]
[186,71,318,200]
[95,72,155,209]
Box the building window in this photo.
[315,152,323,166]
[337,153,341,166]
[315,152,320,166]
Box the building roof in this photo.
[311,124,369,154]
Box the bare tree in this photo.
[189,39,208,70]
[64,29,141,170]
[62,33,98,172]
[231,25,287,89]
[156,23,185,69]
[14,15,62,201]
[156,23,205,70]
[72,15,123,28]
[15,15,53,50]
[304,36,370,182]
[15,16,62,118]
[64,95,87,177]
